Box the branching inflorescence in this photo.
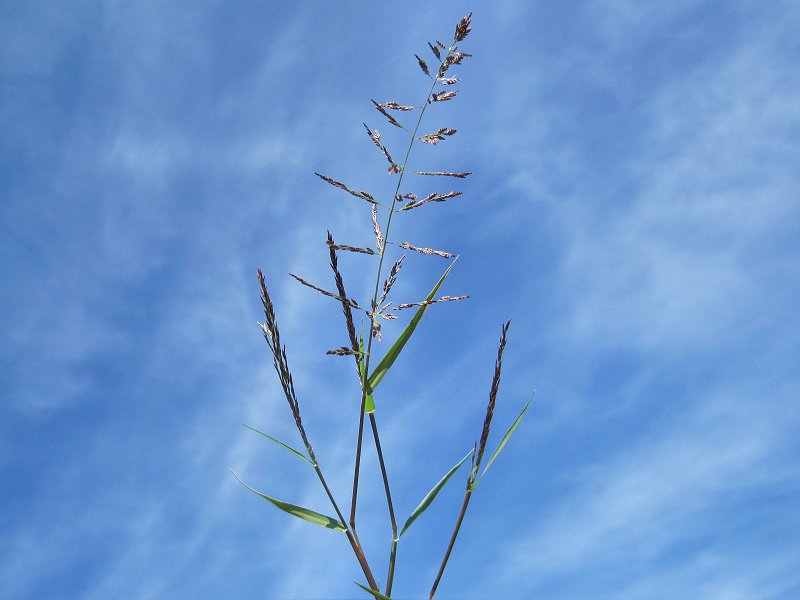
[231,13,532,599]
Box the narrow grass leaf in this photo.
[243,424,312,465]
[229,470,345,531]
[366,258,458,394]
[399,449,473,538]
[471,394,533,490]
[354,581,392,599]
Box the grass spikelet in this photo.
[371,205,384,253]
[328,231,360,361]
[314,172,378,204]
[474,320,510,473]
[381,101,416,111]
[401,191,463,211]
[397,295,469,310]
[454,12,473,42]
[398,242,455,259]
[414,53,431,77]
[420,128,457,144]
[290,273,361,309]
[396,192,418,202]
[363,123,401,173]
[417,171,472,178]
[256,270,306,442]
[379,256,405,305]
[326,346,360,357]
[430,89,459,103]
[371,99,403,128]
[326,240,376,255]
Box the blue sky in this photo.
[2,1,799,599]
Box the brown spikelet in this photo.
[290,273,361,309]
[401,191,463,211]
[439,52,471,77]
[397,295,469,310]
[474,321,511,473]
[395,192,417,203]
[314,172,378,204]
[448,52,471,65]
[327,231,360,362]
[256,269,311,449]
[414,53,431,77]
[368,302,384,341]
[363,123,401,174]
[371,99,403,128]
[379,255,405,305]
[326,240,376,255]
[420,128,457,145]
[430,89,459,103]
[438,77,459,85]
[417,171,472,178]
[326,346,359,357]
[428,41,441,60]
[371,205,384,253]
[381,101,415,111]
[455,13,473,42]
[398,242,455,259]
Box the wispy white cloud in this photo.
[499,381,800,596]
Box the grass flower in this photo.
[233,12,531,598]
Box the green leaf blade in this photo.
[398,449,473,538]
[242,424,312,465]
[354,581,392,599]
[230,470,345,531]
[366,258,458,397]
[365,393,376,413]
[472,393,533,490]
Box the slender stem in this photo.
[429,489,473,600]
[349,390,368,527]
[387,537,398,596]
[369,413,398,596]
[306,451,378,590]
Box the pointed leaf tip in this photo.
[399,449,473,538]
[230,470,345,531]
[354,581,392,599]
[242,424,312,465]
[366,258,459,394]
[472,393,534,490]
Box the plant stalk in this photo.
[429,489,473,600]
[369,413,398,596]
[309,453,379,591]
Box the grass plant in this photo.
[231,13,531,598]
